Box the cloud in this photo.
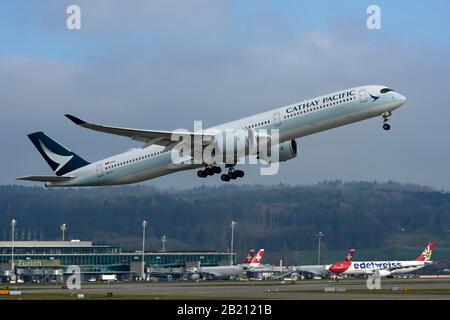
[1,3,449,189]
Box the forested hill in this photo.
[0,181,449,259]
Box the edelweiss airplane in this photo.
[187,249,265,280]
[328,243,436,277]
[18,85,406,187]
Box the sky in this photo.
[1,0,450,190]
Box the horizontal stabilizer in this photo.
[16,175,74,183]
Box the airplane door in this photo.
[273,113,281,126]
[359,89,368,103]
[96,164,103,177]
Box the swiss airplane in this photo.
[188,249,265,280]
[18,85,406,187]
[328,243,436,277]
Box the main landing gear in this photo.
[197,165,245,182]
[382,111,392,131]
[197,166,221,178]
[220,165,244,182]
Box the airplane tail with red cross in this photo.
[250,249,265,267]
[345,249,355,262]
[242,249,256,264]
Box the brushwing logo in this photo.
[39,140,73,173]
[369,93,380,102]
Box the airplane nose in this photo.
[396,93,407,104]
[328,261,351,274]
[328,264,342,274]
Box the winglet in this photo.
[65,114,87,125]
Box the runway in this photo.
[2,278,450,300]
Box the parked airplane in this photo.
[242,249,256,264]
[18,85,406,187]
[328,243,436,277]
[294,249,355,278]
[188,249,265,280]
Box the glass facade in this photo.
[0,242,234,273]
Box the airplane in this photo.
[293,249,355,278]
[328,243,436,277]
[18,85,407,187]
[187,249,265,280]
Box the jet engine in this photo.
[259,140,298,163]
[376,270,391,277]
[190,274,200,280]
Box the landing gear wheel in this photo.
[221,164,244,181]
[235,170,244,178]
[205,167,214,176]
[197,170,207,178]
[213,166,222,174]
[382,112,392,131]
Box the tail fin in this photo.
[345,249,355,262]
[250,249,265,267]
[28,132,90,176]
[242,249,255,264]
[416,242,436,262]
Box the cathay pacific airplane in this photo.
[18,85,406,187]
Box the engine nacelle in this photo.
[260,140,298,163]
[376,270,391,277]
[190,274,200,280]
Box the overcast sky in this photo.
[1,0,449,190]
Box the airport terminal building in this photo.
[0,241,234,282]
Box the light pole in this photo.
[141,220,148,280]
[317,231,324,265]
[11,219,17,280]
[161,235,167,252]
[230,220,237,266]
[60,223,67,241]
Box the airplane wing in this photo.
[65,114,216,149]
[296,265,329,276]
[17,175,74,182]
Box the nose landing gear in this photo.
[382,111,392,131]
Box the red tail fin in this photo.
[415,242,436,261]
[250,249,265,266]
[344,249,355,262]
[242,249,255,264]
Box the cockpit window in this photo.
[380,88,394,94]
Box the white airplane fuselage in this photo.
[44,85,407,187]
[193,265,246,279]
[329,260,431,277]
